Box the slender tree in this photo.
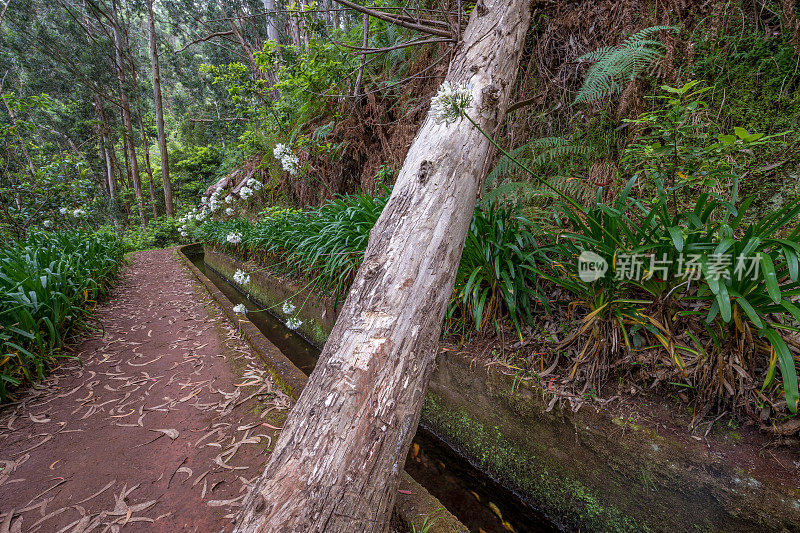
[111,0,146,227]
[147,0,173,216]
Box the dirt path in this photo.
[0,248,290,532]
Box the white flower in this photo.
[43,219,53,228]
[225,195,233,204]
[72,208,86,218]
[59,207,68,215]
[239,186,253,200]
[195,211,206,221]
[247,178,262,191]
[226,207,234,216]
[285,318,303,330]
[282,301,296,314]
[201,197,208,205]
[233,303,246,314]
[233,269,250,285]
[430,81,473,125]
[273,144,300,175]
[226,232,242,244]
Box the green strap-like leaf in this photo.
[761,328,798,414]
[759,252,781,304]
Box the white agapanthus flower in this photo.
[226,232,242,244]
[195,211,206,222]
[282,301,296,314]
[72,208,87,218]
[430,81,473,125]
[59,207,69,215]
[233,303,246,314]
[233,269,250,285]
[273,144,300,175]
[247,178,262,191]
[285,318,303,330]
[43,219,53,228]
[239,186,253,200]
[226,207,234,216]
[225,195,233,204]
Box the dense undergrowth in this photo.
[0,231,124,401]
[191,63,800,422]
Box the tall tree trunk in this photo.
[111,0,146,228]
[233,0,532,531]
[138,117,158,217]
[147,0,174,216]
[95,96,120,226]
[263,0,280,44]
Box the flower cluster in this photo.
[239,186,253,200]
[233,269,250,285]
[43,219,53,228]
[58,207,87,218]
[177,208,204,238]
[282,301,296,314]
[246,178,262,191]
[227,232,242,244]
[233,303,247,314]
[285,317,303,330]
[430,81,473,125]
[207,188,224,213]
[273,144,300,175]
[226,207,234,216]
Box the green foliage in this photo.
[573,26,678,105]
[199,192,546,336]
[117,216,184,252]
[256,38,356,137]
[454,204,544,339]
[622,81,784,198]
[0,230,124,401]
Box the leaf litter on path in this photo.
[0,249,291,532]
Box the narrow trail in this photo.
[0,248,290,532]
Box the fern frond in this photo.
[574,25,679,105]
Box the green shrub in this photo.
[0,230,124,401]
[118,216,183,252]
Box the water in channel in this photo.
[187,250,557,533]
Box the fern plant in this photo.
[573,26,678,105]
[481,136,596,206]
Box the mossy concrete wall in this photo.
[201,247,800,532]
[204,246,335,347]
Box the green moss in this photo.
[421,393,645,533]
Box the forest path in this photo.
[0,248,290,532]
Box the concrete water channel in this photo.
[184,248,556,533]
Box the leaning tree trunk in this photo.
[233,0,532,531]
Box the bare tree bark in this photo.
[233,0,532,531]
[147,0,173,216]
[111,0,146,228]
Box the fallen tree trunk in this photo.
[234,0,532,530]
